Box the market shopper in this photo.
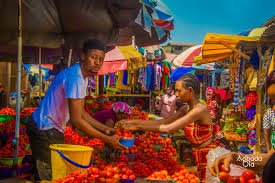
[119,74,216,182]
[263,69,275,151]
[159,88,177,118]
[27,39,126,181]
[92,102,132,128]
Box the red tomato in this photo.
[122,174,128,179]
[219,172,230,182]
[227,176,240,183]
[219,164,230,173]
[241,170,256,182]
[129,174,136,180]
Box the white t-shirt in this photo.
[33,63,88,132]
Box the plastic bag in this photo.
[206,147,246,183]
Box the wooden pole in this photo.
[220,41,250,60]
[256,45,263,153]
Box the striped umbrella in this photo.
[172,45,202,67]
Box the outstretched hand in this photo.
[208,152,233,176]
[108,135,128,150]
[117,120,139,131]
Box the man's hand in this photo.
[117,120,139,131]
[107,135,128,150]
[208,153,233,176]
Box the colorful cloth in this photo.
[184,122,213,145]
[92,109,116,124]
[153,64,162,91]
[263,108,275,130]
[184,121,215,182]
[192,143,217,183]
[112,102,132,115]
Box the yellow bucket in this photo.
[49,144,93,181]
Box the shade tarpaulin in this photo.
[0,0,172,48]
[194,33,260,64]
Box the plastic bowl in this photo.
[119,136,136,148]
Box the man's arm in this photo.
[264,128,272,151]
[68,98,125,149]
[81,100,114,134]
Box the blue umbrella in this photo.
[170,67,195,82]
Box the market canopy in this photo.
[194,33,260,64]
[0,0,174,48]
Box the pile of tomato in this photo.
[84,95,114,115]
[218,163,262,183]
[172,166,200,183]
[64,126,104,149]
[0,131,31,158]
[129,106,149,120]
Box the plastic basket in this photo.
[0,156,24,166]
[119,136,136,148]
[50,144,93,181]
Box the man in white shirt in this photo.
[27,39,126,181]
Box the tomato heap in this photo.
[115,128,134,140]
[172,166,200,183]
[134,132,177,159]
[84,95,114,115]
[64,126,104,149]
[218,164,261,183]
[0,107,16,116]
[147,170,171,180]
[129,106,149,120]
[54,164,136,183]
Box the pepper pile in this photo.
[64,126,104,149]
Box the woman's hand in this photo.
[107,135,128,150]
[208,152,233,176]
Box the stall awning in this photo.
[194,33,260,64]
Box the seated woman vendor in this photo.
[119,74,216,183]
[93,102,132,128]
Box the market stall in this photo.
[194,31,275,154]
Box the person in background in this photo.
[135,98,145,111]
[92,102,132,128]
[120,74,216,182]
[263,69,275,151]
[27,39,126,181]
[159,88,177,118]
